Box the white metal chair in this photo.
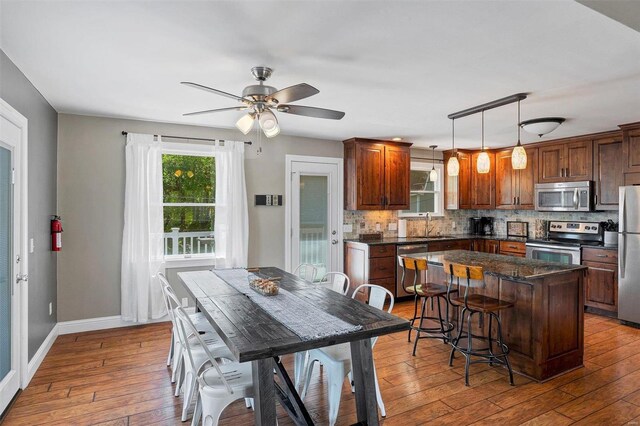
[299,284,394,426]
[293,263,319,283]
[174,306,254,426]
[158,274,235,422]
[293,272,351,390]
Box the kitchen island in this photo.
[406,250,587,382]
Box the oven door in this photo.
[525,244,581,265]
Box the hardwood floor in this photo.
[4,302,640,425]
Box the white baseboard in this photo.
[25,324,59,386]
[57,308,194,335]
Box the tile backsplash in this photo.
[343,209,617,240]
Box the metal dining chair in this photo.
[293,263,319,283]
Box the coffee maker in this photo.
[469,217,494,236]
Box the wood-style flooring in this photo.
[3,302,640,425]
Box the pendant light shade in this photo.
[476,111,490,174]
[259,110,280,138]
[447,119,460,176]
[512,99,527,170]
[429,145,438,182]
[235,112,255,135]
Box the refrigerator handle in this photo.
[619,233,626,279]
[620,187,626,235]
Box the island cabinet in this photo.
[422,250,585,381]
[474,239,499,254]
[582,247,618,314]
[495,147,538,210]
[538,138,593,183]
[593,133,624,210]
[427,239,473,252]
[344,242,396,300]
[343,138,412,210]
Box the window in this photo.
[162,145,215,259]
[399,161,444,217]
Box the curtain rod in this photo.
[121,131,252,145]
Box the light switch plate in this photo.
[343,223,353,233]
[388,223,397,231]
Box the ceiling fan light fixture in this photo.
[235,112,255,135]
[259,110,280,138]
[520,117,565,137]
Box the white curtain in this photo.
[214,140,249,268]
[121,133,166,322]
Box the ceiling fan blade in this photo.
[267,83,319,104]
[277,105,345,120]
[183,106,248,117]
[181,81,251,103]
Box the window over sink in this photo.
[398,161,444,217]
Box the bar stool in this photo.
[444,261,515,386]
[399,255,455,356]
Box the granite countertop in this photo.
[406,250,587,280]
[344,234,527,245]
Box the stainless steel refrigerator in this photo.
[618,186,640,325]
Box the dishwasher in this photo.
[396,243,430,298]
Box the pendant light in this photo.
[429,145,438,182]
[511,99,527,170]
[476,110,490,174]
[447,119,460,176]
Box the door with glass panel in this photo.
[0,115,23,413]
[288,158,342,280]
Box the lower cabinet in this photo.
[582,247,618,313]
[344,242,396,300]
[498,241,526,258]
[473,239,499,254]
[428,239,473,252]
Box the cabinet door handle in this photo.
[514,197,516,204]
[517,196,520,205]
[595,254,608,258]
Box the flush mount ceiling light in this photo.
[511,99,527,170]
[429,145,438,182]
[477,111,490,174]
[520,117,565,138]
[447,119,460,176]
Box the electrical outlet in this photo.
[375,222,381,232]
[181,297,188,308]
[30,238,35,253]
[49,302,52,316]
[451,221,457,230]
[343,223,353,233]
[388,223,397,231]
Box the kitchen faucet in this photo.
[422,212,434,236]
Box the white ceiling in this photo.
[1,0,640,149]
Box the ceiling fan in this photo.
[181,66,345,138]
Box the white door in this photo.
[286,156,343,279]
[0,100,27,413]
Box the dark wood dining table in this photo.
[178,267,409,425]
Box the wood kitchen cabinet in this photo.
[499,240,526,257]
[593,133,624,210]
[343,138,412,210]
[344,242,396,300]
[620,122,640,174]
[428,239,473,252]
[495,147,538,209]
[443,151,472,210]
[474,239,499,254]
[471,151,495,209]
[538,139,592,183]
[582,247,618,313]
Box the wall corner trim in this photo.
[25,324,58,387]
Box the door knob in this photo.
[331,239,339,245]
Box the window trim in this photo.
[398,161,445,218]
[161,143,216,265]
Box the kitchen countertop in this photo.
[405,249,587,280]
[344,234,527,245]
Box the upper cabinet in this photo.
[495,146,538,210]
[471,151,496,209]
[593,133,624,210]
[538,139,592,183]
[621,123,640,185]
[443,150,472,210]
[343,138,412,210]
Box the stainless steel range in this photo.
[526,221,603,265]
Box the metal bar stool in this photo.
[399,255,455,356]
[444,260,515,386]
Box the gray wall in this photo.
[0,50,58,359]
[56,114,342,321]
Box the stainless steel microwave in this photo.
[534,181,593,212]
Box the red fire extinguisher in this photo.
[51,215,63,252]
